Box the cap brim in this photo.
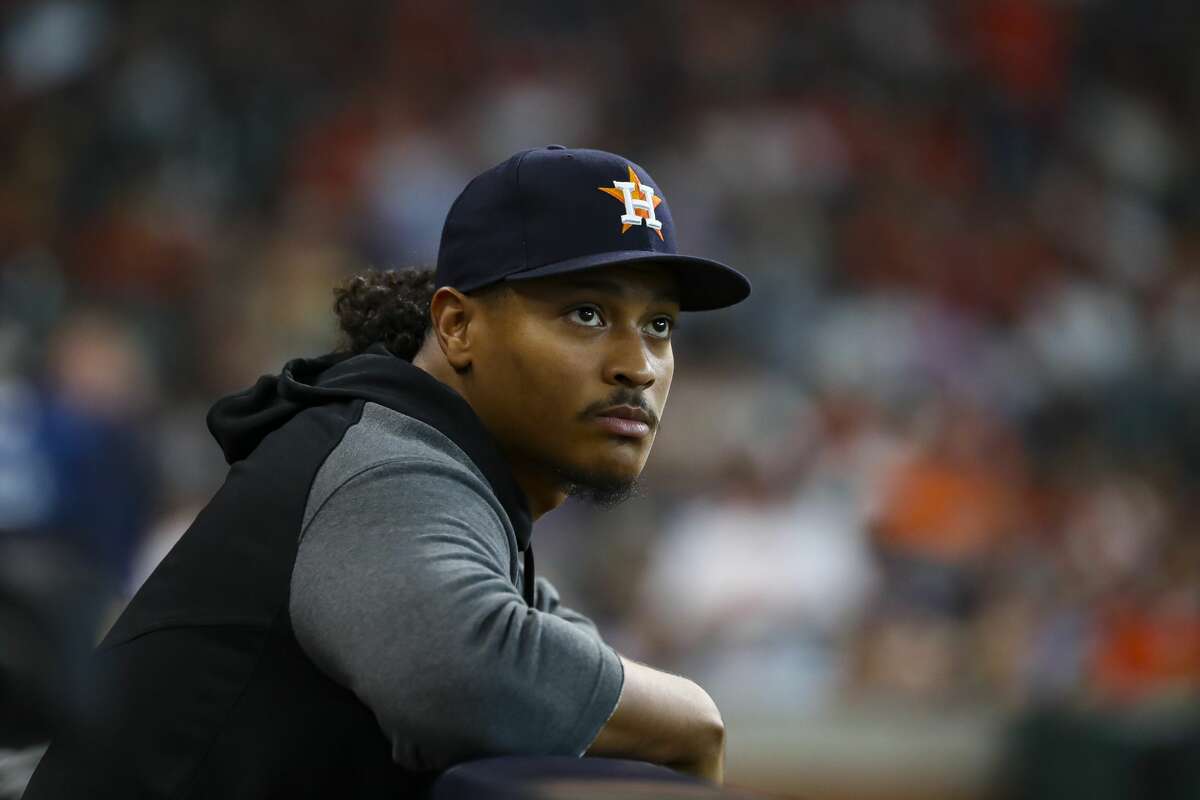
[501,250,751,311]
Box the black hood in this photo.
[206,342,533,550]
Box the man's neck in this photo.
[505,461,569,521]
[411,349,566,521]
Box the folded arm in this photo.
[585,656,726,784]
[289,458,624,773]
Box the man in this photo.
[24,145,751,798]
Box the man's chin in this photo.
[552,462,642,508]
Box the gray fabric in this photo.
[289,403,624,773]
[531,575,602,637]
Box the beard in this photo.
[549,460,642,508]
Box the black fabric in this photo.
[522,547,535,610]
[24,345,534,799]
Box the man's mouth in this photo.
[593,405,654,439]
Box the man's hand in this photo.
[584,656,725,784]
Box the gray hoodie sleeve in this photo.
[289,457,624,773]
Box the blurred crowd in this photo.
[2,0,1200,796]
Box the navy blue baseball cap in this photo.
[435,146,751,311]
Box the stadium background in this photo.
[2,1,1199,797]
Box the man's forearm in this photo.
[584,656,725,783]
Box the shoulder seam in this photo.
[297,398,367,542]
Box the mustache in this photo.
[580,390,659,428]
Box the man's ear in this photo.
[428,286,475,372]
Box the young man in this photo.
[24,146,751,798]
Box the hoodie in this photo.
[23,342,624,799]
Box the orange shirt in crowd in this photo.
[876,454,1017,564]
[1092,603,1200,702]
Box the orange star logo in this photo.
[598,165,665,240]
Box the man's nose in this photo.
[602,332,657,389]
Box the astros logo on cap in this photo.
[598,165,664,240]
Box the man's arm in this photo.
[290,458,624,773]
[534,577,726,782]
[585,656,726,784]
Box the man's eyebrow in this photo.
[558,277,679,305]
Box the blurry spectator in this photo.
[637,396,888,713]
[1089,530,1200,704]
[16,311,160,586]
[850,399,1028,704]
[872,400,1025,601]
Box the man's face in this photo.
[464,263,678,500]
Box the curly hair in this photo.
[332,268,436,360]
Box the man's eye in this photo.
[645,317,674,339]
[569,306,604,327]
